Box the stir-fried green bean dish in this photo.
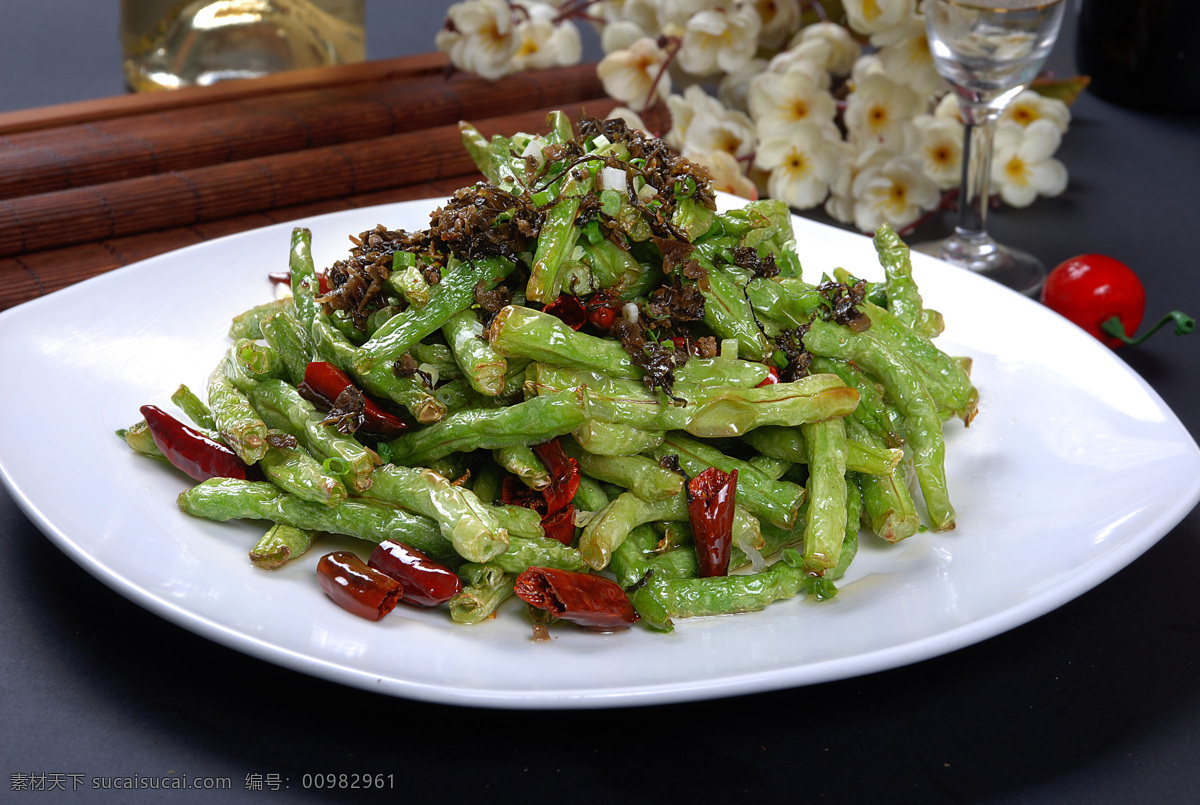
[119,111,978,633]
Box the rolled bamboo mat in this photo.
[0,55,670,312]
[0,61,607,199]
[0,98,626,261]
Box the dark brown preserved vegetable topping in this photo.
[818,279,871,333]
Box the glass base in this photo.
[914,232,1046,298]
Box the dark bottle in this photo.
[1075,0,1200,112]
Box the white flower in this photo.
[842,0,916,36]
[676,3,762,77]
[766,47,833,92]
[787,21,862,76]
[717,57,769,113]
[872,13,943,97]
[659,0,723,27]
[748,70,837,139]
[910,114,963,190]
[601,20,648,54]
[934,91,962,121]
[510,4,582,71]
[597,37,672,109]
[991,119,1068,207]
[666,84,721,151]
[754,121,840,209]
[999,89,1071,133]
[850,53,887,85]
[825,142,891,224]
[752,0,803,50]
[844,73,924,150]
[667,86,756,159]
[851,152,939,232]
[684,149,758,200]
[435,0,521,81]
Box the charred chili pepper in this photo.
[299,361,408,437]
[530,437,581,515]
[367,540,462,607]
[686,467,738,577]
[542,293,588,330]
[540,504,577,546]
[514,567,639,630]
[316,551,403,621]
[139,404,250,482]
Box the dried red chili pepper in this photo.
[542,293,587,330]
[500,475,547,515]
[367,540,461,607]
[583,291,620,330]
[139,405,249,482]
[316,551,403,621]
[530,438,580,515]
[300,362,408,437]
[686,467,738,577]
[540,504,577,546]
[268,270,330,294]
[514,567,638,630]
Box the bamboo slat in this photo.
[0,62,606,199]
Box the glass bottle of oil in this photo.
[121,0,366,92]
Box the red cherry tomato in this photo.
[1040,254,1145,348]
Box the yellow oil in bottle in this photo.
[121,0,365,92]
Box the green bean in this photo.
[571,421,665,456]
[578,490,689,570]
[799,417,848,572]
[804,318,955,531]
[562,438,683,500]
[449,563,514,624]
[487,304,639,378]
[572,475,610,512]
[260,309,312,386]
[862,302,977,424]
[229,297,291,340]
[493,445,550,489]
[384,389,591,466]
[360,465,509,563]
[170,384,215,430]
[654,432,806,530]
[179,478,451,558]
[310,311,445,424]
[117,421,167,461]
[355,256,517,367]
[247,378,375,493]
[443,308,507,396]
[207,360,269,465]
[528,364,860,439]
[700,264,771,360]
[249,523,314,570]
[288,227,319,332]
[257,443,348,507]
[527,167,592,304]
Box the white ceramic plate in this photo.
[2,197,1198,709]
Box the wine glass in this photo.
[923,0,1067,297]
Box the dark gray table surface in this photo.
[3,6,1199,804]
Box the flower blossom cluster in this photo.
[435,0,1072,235]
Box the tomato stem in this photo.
[1101,311,1196,345]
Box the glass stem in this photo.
[956,107,998,242]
